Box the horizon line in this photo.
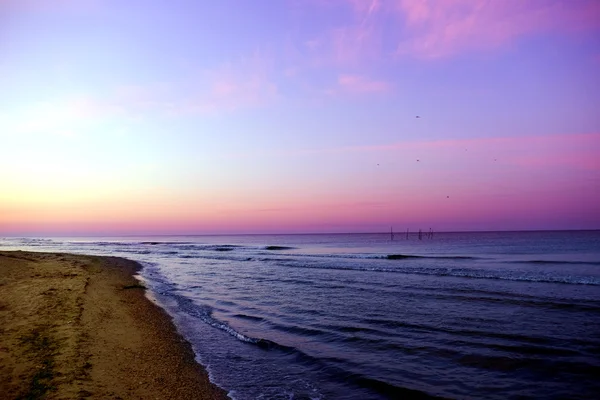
[3,228,599,238]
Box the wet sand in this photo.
[0,250,228,399]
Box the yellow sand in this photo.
[0,251,228,399]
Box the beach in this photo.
[0,250,228,400]
[2,233,599,399]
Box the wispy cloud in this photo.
[302,0,385,67]
[334,73,391,94]
[293,0,600,63]
[156,51,279,115]
[338,132,600,171]
[396,0,600,58]
[195,57,278,113]
[251,132,600,172]
[12,53,281,122]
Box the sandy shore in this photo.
[0,251,228,399]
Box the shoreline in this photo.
[0,250,228,399]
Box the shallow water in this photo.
[2,231,600,399]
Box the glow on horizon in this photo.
[1,0,599,235]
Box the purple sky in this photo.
[1,0,599,235]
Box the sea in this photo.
[1,230,599,399]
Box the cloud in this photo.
[257,131,600,173]
[181,51,279,114]
[9,53,281,123]
[294,0,600,63]
[310,0,385,67]
[335,74,391,94]
[395,0,600,58]
[339,132,600,171]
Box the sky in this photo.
[1,0,599,236]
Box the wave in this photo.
[136,252,600,400]
[171,244,247,252]
[261,251,479,260]
[213,247,235,252]
[173,295,257,344]
[59,238,599,288]
[3,238,55,242]
[271,323,331,338]
[272,318,598,376]
[356,317,594,351]
[386,254,477,260]
[140,271,280,346]
[197,323,442,398]
[407,291,600,313]
[350,374,446,399]
[155,243,479,262]
[75,241,247,252]
[82,241,153,247]
[164,248,600,286]
[507,259,600,266]
[139,241,202,246]
[231,331,443,398]
[152,272,590,398]
[275,261,600,286]
[232,313,265,322]
[1,238,60,246]
[62,239,482,265]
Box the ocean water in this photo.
[1,231,599,399]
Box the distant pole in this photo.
[391,226,394,241]
[419,229,422,240]
[406,228,409,240]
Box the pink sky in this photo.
[1,0,599,235]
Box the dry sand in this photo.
[0,251,228,400]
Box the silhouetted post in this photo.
[406,228,409,240]
[419,229,422,240]
[390,226,394,241]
